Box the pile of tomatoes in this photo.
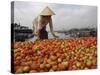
[13,36,97,73]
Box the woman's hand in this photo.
[33,30,40,36]
[53,34,59,38]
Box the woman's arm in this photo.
[49,17,59,38]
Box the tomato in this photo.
[49,69,54,72]
[29,70,37,73]
[31,62,39,70]
[58,63,65,70]
[50,55,57,61]
[52,65,58,71]
[15,67,23,73]
[22,66,30,73]
[45,64,51,69]
[13,36,97,73]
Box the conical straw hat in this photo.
[40,6,55,16]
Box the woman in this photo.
[32,6,58,39]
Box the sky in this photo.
[12,1,97,31]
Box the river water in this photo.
[28,32,70,41]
